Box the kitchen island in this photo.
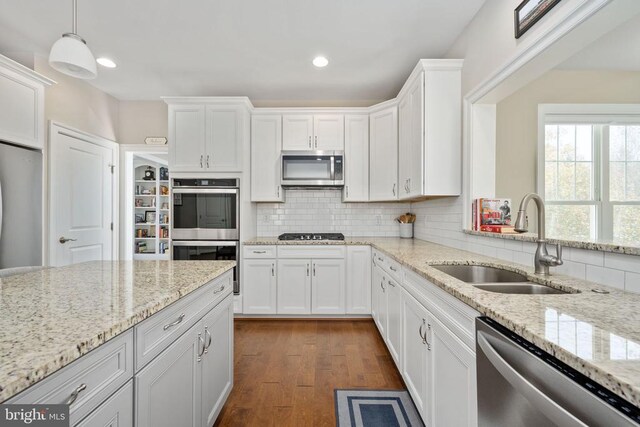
[0,260,235,427]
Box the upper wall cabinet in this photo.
[166,98,249,173]
[397,60,463,200]
[251,115,284,202]
[282,114,344,151]
[369,103,398,201]
[0,55,54,150]
[343,114,369,202]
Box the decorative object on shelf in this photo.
[472,198,512,231]
[143,167,155,180]
[135,214,144,224]
[515,0,561,39]
[144,137,168,145]
[396,212,416,239]
[161,202,169,210]
[151,197,156,208]
[145,211,156,224]
[48,0,97,79]
[159,167,169,180]
[160,185,169,195]
[135,198,143,207]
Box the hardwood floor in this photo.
[214,319,405,427]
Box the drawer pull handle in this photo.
[419,323,426,344]
[253,250,267,254]
[65,383,87,405]
[205,327,212,351]
[197,333,205,362]
[389,266,397,272]
[214,285,225,295]
[163,313,185,330]
[388,280,396,287]
[377,257,384,262]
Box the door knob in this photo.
[59,237,77,244]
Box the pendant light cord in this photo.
[72,0,77,34]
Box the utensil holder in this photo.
[399,223,413,239]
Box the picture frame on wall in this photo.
[514,0,562,39]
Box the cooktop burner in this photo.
[278,233,345,241]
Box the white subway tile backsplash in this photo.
[585,265,625,290]
[605,253,640,274]
[625,272,640,293]
[569,248,605,266]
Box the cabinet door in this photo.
[401,290,429,422]
[277,259,311,314]
[135,322,202,427]
[427,315,477,427]
[369,106,398,201]
[373,268,387,337]
[343,115,369,202]
[76,380,133,427]
[200,297,234,427]
[251,115,283,202]
[311,258,346,314]
[282,115,313,150]
[346,246,371,314]
[242,260,277,314]
[169,105,206,172]
[398,94,412,199]
[205,106,243,171]
[371,259,381,323]
[385,276,402,370]
[313,115,344,150]
[406,73,424,198]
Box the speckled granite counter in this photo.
[245,237,640,406]
[0,260,235,402]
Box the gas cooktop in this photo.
[278,233,345,241]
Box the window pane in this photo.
[576,125,592,161]
[610,162,626,201]
[627,162,640,201]
[545,162,557,200]
[610,126,626,161]
[547,205,595,241]
[575,163,592,200]
[545,125,558,161]
[558,125,576,161]
[613,205,640,245]
[627,126,640,161]
[558,163,575,200]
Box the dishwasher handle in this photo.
[477,331,588,427]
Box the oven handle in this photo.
[172,241,238,247]
[172,188,238,194]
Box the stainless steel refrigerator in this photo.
[0,141,42,268]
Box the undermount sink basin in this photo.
[430,265,569,295]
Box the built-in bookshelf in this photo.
[133,161,170,259]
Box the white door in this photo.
[346,246,371,314]
[343,115,369,202]
[282,115,313,150]
[369,106,398,201]
[277,259,311,314]
[168,105,206,172]
[242,259,277,314]
[313,115,344,150]
[402,289,429,421]
[428,315,477,427]
[386,276,403,369]
[50,124,116,266]
[200,298,234,427]
[251,115,283,202]
[311,258,346,314]
[205,106,242,172]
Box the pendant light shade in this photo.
[49,0,97,79]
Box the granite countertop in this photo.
[0,260,235,402]
[244,237,640,406]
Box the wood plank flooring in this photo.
[214,319,405,427]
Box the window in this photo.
[539,105,640,245]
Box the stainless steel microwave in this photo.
[281,151,344,187]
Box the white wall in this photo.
[118,101,168,144]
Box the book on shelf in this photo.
[480,225,517,234]
[472,198,512,230]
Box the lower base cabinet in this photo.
[136,295,233,427]
[76,380,133,427]
[385,275,403,370]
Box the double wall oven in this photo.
[171,178,240,294]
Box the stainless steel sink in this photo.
[430,265,569,295]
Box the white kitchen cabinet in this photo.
[242,259,277,314]
[0,55,53,150]
[282,114,344,151]
[369,104,398,201]
[398,72,424,200]
[205,105,244,171]
[371,255,381,322]
[277,259,312,314]
[402,289,430,421]
[251,115,283,202]
[372,264,387,336]
[345,246,371,314]
[168,104,206,172]
[343,115,369,202]
[311,258,346,314]
[76,381,133,427]
[385,275,403,369]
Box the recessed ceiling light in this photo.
[312,56,328,68]
[96,57,117,68]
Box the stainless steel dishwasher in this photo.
[476,317,640,426]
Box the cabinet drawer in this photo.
[243,245,276,258]
[373,250,402,282]
[75,380,133,427]
[277,245,346,259]
[9,330,133,426]
[134,271,232,370]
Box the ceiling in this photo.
[0,0,484,105]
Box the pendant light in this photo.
[49,0,97,79]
